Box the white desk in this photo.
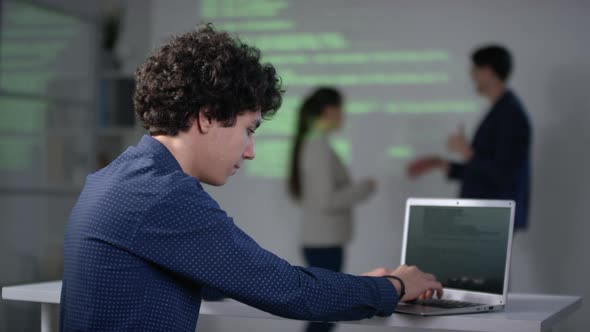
[2,280,582,332]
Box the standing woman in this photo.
[288,87,376,332]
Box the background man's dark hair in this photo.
[471,45,513,82]
[134,23,284,136]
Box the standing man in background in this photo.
[408,45,532,230]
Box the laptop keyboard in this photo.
[410,298,482,309]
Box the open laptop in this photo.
[395,198,515,316]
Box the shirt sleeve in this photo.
[447,162,465,181]
[131,179,398,322]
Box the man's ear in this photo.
[195,108,214,134]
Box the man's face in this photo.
[200,111,260,186]
[471,66,493,96]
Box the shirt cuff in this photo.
[447,162,464,180]
[369,276,399,317]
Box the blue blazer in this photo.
[449,90,532,230]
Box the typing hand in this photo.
[361,266,443,302]
[389,265,443,302]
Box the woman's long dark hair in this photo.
[288,87,343,201]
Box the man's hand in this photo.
[406,156,448,178]
[389,265,443,302]
[447,125,473,161]
[362,266,443,302]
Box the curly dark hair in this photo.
[134,23,283,136]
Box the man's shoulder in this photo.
[91,140,188,192]
[161,175,213,205]
[491,90,529,125]
[500,90,527,114]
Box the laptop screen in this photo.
[405,205,511,295]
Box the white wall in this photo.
[150,1,590,331]
[0,1,151,330]
[0,0,98,330]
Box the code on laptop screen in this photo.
[406,205,511,294]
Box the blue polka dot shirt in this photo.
[60,135,398,331]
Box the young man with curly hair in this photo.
[59,24,442,332]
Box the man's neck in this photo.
[153,135,200,178]
[486,83,508,104]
